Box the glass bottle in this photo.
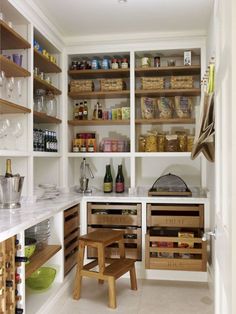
[98,102,103,119]
[93,102,99,120]
[115,164,125,193]
[5,159,13,177]
[103,164,113,193]
[45,91,57,117]
[83,101,88,120]
[79,102,84,120]
[74,103,79,119]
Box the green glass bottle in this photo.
[103,164,113,193]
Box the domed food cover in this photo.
[148,173,192,196]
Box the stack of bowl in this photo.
[25,219,50,250]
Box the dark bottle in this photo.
[78,102,84,120]
[115,165,125,193]
[98,102,103,119]
[6,280,13,287]
[5,159,13,177]
[83,101,88,120]
[15,308,24,314]
[103,164,113,193]
[15,256,28,263]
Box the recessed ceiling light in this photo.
[118,0,127,3]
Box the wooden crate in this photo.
[87,203,142,226]
[145,232,207,271]
[141,77,164,90]
[100,78,126,91]
[147,204,204,228]
[64,205,80,276]
[87,226,142,261]
[70,79,94,92]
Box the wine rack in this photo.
[0,236,23,314]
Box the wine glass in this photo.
[7,77,14,98]
[0,118,11,149]
[17,80,22,98]
[10,121,24,150]
[0,71,5,87]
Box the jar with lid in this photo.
[34,89,46,112]
[121,58,129,69]
[111,58,119,69]
[45,91,57,117]
[145,132,157,152]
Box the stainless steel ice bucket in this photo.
[0,176,24,209]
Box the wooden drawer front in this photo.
[147,204,204,228]
[64,206,79,238]
[64,230,79,257]
[145,234,207,271]
[87,226,142,261]
[64,250,78,275]
[87,203,141,226]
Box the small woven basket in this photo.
[171,76,193,89]
[100,79,125,91]
[70,80,94,92]
[141,77,164,90]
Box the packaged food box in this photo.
[112,108,117,120]
[122,107,130,120]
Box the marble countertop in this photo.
[0,188,209,242]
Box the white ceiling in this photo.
[31,0,213,40]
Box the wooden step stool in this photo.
[73,229,137,309]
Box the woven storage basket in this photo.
[171,76,193,89]
[70,80,94,92]
[100,79,125,91]
[141,77,164,90]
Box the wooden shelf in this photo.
[25,245,62,279]
[135,118,195,125]
[135,65,201,77]
[68,90,130,99]
[0,19,31,50]
[68,119,130,126]
[34,49,61,73]
[34,111,62,124]
[68,68,130,79]
[0,55,31,77]
[0,98,31,114]
[135,88,201,97]
[34,76,62,95]
[135,152,191,157]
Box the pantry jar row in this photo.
[70,57,129,70]
[139,132,194,152]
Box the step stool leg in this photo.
[108,276,116,309]
[129,265,137,290]
[73,241,85,300]
[98,243,105,284]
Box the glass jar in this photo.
[34,89,46,112]
[145,133,157,152]
[45,91,57,117]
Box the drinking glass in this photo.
[7,77,15,98]
[10,121,24,150]
[0,118,11,149]
[0,71,5,87]
[17,80,22,98]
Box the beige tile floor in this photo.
[58,278,214,314]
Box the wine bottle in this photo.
[83,101,88,120]
[103,164,113,193]
[15,256,28,263]
[115,164,124,193]
[5,159,13,177]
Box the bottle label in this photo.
[116,182,124,193]
[104,182,112,192]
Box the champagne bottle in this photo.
[5,159,13,177]
[103,164,113,193]
[115,164,124,193]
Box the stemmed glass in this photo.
[10,121,24,150]
[0,118,11,149]
[7,77,14,98]
[17,80,22,98]
[0,71,5,87]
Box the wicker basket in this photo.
[171,76,193,89]
[70,80,94,92]
[100,79,125,91]
[141,77,164,90]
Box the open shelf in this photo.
[68,90,130,99]
[0,55,31,77]
[135,152,192,157]
[68,68,130,79]
[33,152,61,157]
[135,65,201,77]
[34,76,62,95]
[135,118,195,125]
[0,19,31,50]
[34,111,62,124]
[68,119,130,126]
[34,49,61,73]
[0,98,31,114]
[0,150,29,157]
[135,88,201,97]
[25,245,62,279]
[68,152,131,157]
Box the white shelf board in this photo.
[0,150,30,157]
[33,152,62,157]
[135,152,192,157]
[67,152,131,158]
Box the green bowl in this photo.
[26,267,56,291]
[24,244,36,259]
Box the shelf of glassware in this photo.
[67,152,131,158]
[33,111,62,124]
[0,55,31,78]
[0,98,31,114]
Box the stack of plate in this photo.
[38,184,60,200]
[25,219,50,250]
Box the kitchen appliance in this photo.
[0,175,24,209]
[148,173,192,197]
[78,158,94,194]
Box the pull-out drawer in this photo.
[147,204,204,228]
[87,226,142,261]
[64,205,80,238]
[145,230,207,271]
[87,203,141,226]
